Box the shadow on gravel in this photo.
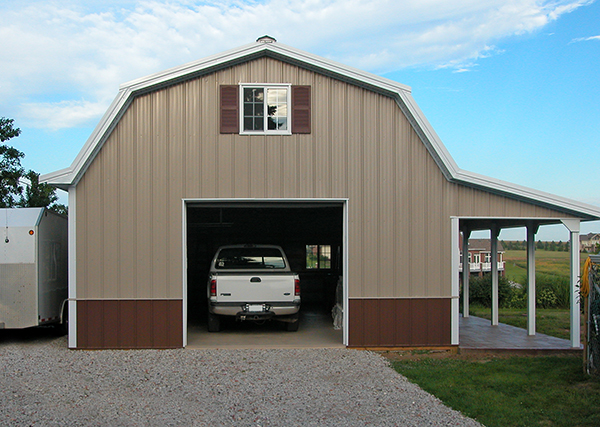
[0,327,64,346]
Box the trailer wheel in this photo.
[207,312,221,332]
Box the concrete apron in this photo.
[186,310,344,349]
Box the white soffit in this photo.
[41,40,600,220]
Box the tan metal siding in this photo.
[135,93,154,298]
[76,56,576,303]
[118,106,137,298]
[103,119,119,298]
[346,86,365,297]
[167,85,185,291]
[379,95,397,297]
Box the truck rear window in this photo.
[215,248,286,269]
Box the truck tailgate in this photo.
[215,274,296,303]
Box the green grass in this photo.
[504,249,589,284]
[391,356,600,427]
[468,305,582,340]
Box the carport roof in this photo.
[41,37,600,221]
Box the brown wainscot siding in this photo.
[77,300,183,349]
[348,298,451,347]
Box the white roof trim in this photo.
[41,40,600,220]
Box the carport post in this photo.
[562,219,581,348]
[491,225,500,326]
[451,217,460,345]
[461,227,471,318]
[526,223,538,336]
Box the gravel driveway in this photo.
[0,333,481,426]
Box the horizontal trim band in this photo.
[348,296,455,300]
[72,298,183,301]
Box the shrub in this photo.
[464,272,571,310]
[467,274,512,308]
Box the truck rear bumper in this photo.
[209,302,300,318]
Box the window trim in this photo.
[239,83,292,136]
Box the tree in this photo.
[0,117,21,142]
[18,171,59,209]
[0,117,24,207]
[1,117,66,214]
[18,170,68,215]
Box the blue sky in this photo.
[1,0,599,240]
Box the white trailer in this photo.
[0,207,68,332]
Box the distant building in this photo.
[580,233,600,253]
[459,238,505,277]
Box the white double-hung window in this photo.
[241,84,291,134]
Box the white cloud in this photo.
[0,0,592,130]
[20,99,111,131]
[571,34,600,43]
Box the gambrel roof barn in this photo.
[44,37,600,349]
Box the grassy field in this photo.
[397,249,600,426]
[390,355,600,427]
[387,250,600,426]
[468,305,582,340]
[503,249,590,284]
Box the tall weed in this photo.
[536,273,570,309]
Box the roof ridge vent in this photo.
[257,35,276,43]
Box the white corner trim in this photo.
[343,198,349,347]
[67,186,77,348]
[181,199,188,348]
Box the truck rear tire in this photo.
[286,314,299,332]
[207,312,221,332]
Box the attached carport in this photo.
[183,199,348,347]
[453,216,584,348]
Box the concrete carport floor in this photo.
[187,308,344,349]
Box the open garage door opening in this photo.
[184,200,346,348]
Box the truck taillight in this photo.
[210,279,217,297]
[294,278,300,296]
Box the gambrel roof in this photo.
[42,38,600,220]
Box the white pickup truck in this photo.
[207,244,301,332]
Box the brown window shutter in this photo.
[291,85,311,134]
[220,85,239,134]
